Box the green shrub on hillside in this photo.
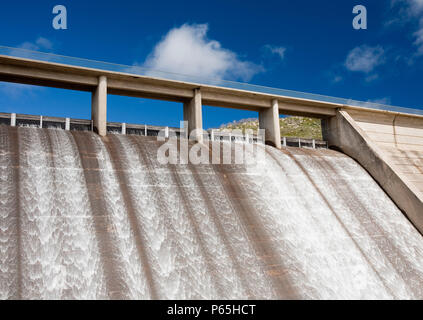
[217,116,323,140]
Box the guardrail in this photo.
[0,112,328,149]
[0,112,180,136]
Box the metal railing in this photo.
[209,130,264,144]
[0,112,327,149]
[0,112,179,136]
[1,45,422,117]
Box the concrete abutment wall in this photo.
[322,109,423,235]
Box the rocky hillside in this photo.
[217,116,323,140]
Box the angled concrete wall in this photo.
[322,109,423,235]
[345,109,423,194]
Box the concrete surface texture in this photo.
[259,99,282,148]
[1,125,423,299]
[183,88,203,142]
[91,76,107,136]
[347,109,423,193]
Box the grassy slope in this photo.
[217,116,323,140]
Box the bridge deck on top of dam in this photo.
[1,53,421,120]
[0,52,421,144]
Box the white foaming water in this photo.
[261,146,423,299]
[0,126,19,299]
[92,135,150,299]
[18,127,63,299]
[8,128,108,299]
[164,140,275,299]
[115,136,218,299]
[244,146,389,299]
[1,126,423,299]
[46,129,107,299]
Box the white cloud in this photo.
[345,97,392,108]
[35,37,53,50]
[407,0,423,13]
[365,74,380,82]
[2,37,53,98]
[263,45,286,60]
[404,1,423,54]
[367,97,392,105]
[391,0,423,55]
[345,45,385,73]
[391,0,423,15]
[141,23,263,82]
[9,37,54,59]
[16,42,38,51]
[0,82,42,99]
[13,37,53,53]
[332,75,343,83]
[414,19,423,55]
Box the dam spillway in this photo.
[1,125,423,299]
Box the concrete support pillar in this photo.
[91,76,108,136]
[65,118,70,131]
[11,113,16,127]
[259,99,281,148]
[122,123,126,135]
[183,88,203,142]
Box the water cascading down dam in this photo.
[2,125,423,299]
[1,52,423,300]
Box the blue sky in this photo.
[0,0,422,128]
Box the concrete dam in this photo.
[1,52,423,300]
[2,125,423,299]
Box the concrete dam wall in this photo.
[323,110,423,236]
[1,125,423,299]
